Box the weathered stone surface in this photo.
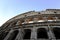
[0,9,60,40]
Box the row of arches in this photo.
[8,16,58,27]
[15,16,58,25]
[1,27,60,40]
[23,28,48,39]
[22,27,60,39]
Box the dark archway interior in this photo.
[37,28,48,39]
[23,29,31,39]
[53,27,60,39]
[8,30,19,40]
[0,31,9,40]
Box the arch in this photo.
[23,29,31,39]
[47,16,56,20]
[53,27,60,39]
[37,28,48,39]
[0,31,9,40]
[7,30,19,40]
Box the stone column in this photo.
[48,25,56,40]
[31,27,37,40]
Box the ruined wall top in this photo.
[46,9,60,11]
[5,9,60,23]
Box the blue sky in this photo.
[0,0,60,26]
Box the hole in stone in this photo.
[54,12,57,13]
[53,27,60,39]
[23,29,31,39]
[37,28,48,39]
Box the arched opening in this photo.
[47,16,56,20]
[39,16,43,20]
[37,28,48,39]
[53,27,60,39]
[8,30,19,40]
[23,29,31,39]
[0,31,9,40]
